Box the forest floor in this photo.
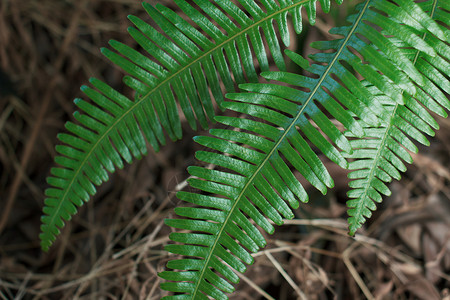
[0,0,449,299]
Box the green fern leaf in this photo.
[345,0,450,235]
[159,58,347,299]
[160,0,449,298]
[40,0,338,251]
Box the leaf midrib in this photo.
[190,1,371,297]
[43,0,314,249]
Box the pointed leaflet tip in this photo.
[348,215,362,236]
[348,226,357,236]
[100,47,108,55]
[127,15,139,26]
[319,0,330,14]
[142,1,157,16]
[236,83,257,92]
[108,39,117,47]
[306,1,316,26]
[141,1,152,11]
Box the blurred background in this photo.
[0,0,449,299]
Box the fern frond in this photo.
[345,0,450,235]
[40,0,339,251]
[160,0,449,298]
[159,54,349,299]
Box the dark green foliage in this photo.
[160,0,449,298]
[40,0,449,299]
[40,0,334,251]
[344,0,450,234]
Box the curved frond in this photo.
[345,0,450,235]
[160,0,449,298]
[40,0,337,251]
[159,55,351,299]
